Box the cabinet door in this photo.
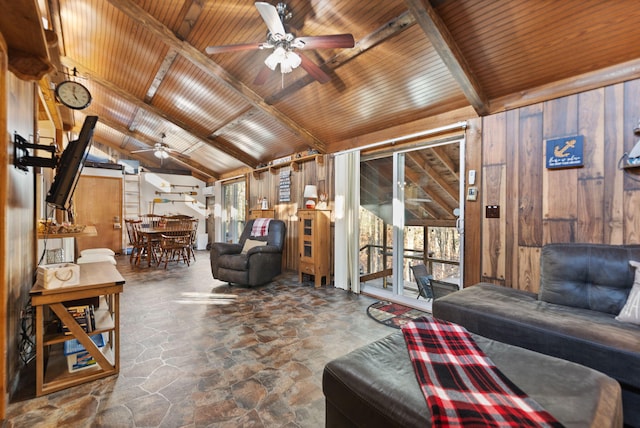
[299,214,315,263]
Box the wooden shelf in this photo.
[1,0,54,80]
[42,345,115,393]
[622,163,640,174]
[37,225,98,239]
[30,262,124,396]
[252,154,323,179]
[43,306,114,346]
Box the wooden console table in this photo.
[30,261,125,396]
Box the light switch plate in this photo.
[466,187,478,201]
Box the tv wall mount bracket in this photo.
[13,132,58,171]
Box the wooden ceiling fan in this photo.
[205,2,355,85]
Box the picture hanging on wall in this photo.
[279,168,291,202]
[545,135,584,169]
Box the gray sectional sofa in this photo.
[433,243,640,427]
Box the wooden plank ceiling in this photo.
[26,0,640,216]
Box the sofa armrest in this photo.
[210,242,242,279]
[213,242,242,256]
[246,245,281,255]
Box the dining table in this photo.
[137,226,194,267]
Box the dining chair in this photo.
[156,230,191,269]
[124,219,143,264]
[131,221,159,266]
[187,219,198,261]
[139,213,164,229]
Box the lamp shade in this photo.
[303,185,318,198]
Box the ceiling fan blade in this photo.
[206,42,263,55]
[130,148,154,154]
[298,52,331,84]
[253,66,272,85]
[255,2,285,37]
[295,34,355,50]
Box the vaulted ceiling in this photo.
[14,0,640,183]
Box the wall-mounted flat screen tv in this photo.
[46,115,99,211]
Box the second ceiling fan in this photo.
[205,2,355,85]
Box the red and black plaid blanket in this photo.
[251,218,271,237]
[401,317,564,427]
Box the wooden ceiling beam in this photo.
[210,107,256,137]
[106,0,327,153]
[38,78,63,135]
[406,151,458,202]
[431,146,458,180]
[46,0,75,131]
[265,10,416,105]
[404,0,489,116]
[90,114,218,180]
[60,56,257,169]
[145,0,203,103]
[404,167,454,219]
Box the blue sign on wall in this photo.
[545,135,584,169]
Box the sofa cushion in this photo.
[432,283,640,390]
[217,253,249,271]
[539,243,640,314]
[616,260,640,325]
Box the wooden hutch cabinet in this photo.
[298,209,331,287]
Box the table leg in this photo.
[35,305,44,396]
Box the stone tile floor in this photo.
[7,251,392,427]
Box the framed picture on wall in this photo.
[545,135,584,169]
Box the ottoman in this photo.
[323,332,623,428]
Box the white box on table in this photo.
[36,263,80,289]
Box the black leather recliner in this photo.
[210,219,286,286]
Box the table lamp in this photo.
[304,185,318,209]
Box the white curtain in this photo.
[334,151,360,293]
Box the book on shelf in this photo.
[63,333,107,372]
[60,305,96,335]
[63,333,105,355]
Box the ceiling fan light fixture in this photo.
[154,149,169,159]
[264,47,283,70]
[264,46,300,73]
[284,51,301,71]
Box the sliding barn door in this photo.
[74,174,123,253]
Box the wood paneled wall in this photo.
[480,80,640,292]
[0,31,7,420]
[247,155,333,272]
[3,58,37,411]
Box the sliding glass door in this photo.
[221,178,246,243]
[359,140,463,308]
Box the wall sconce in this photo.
[303,185,318,209]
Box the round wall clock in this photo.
[55,80,92,110]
